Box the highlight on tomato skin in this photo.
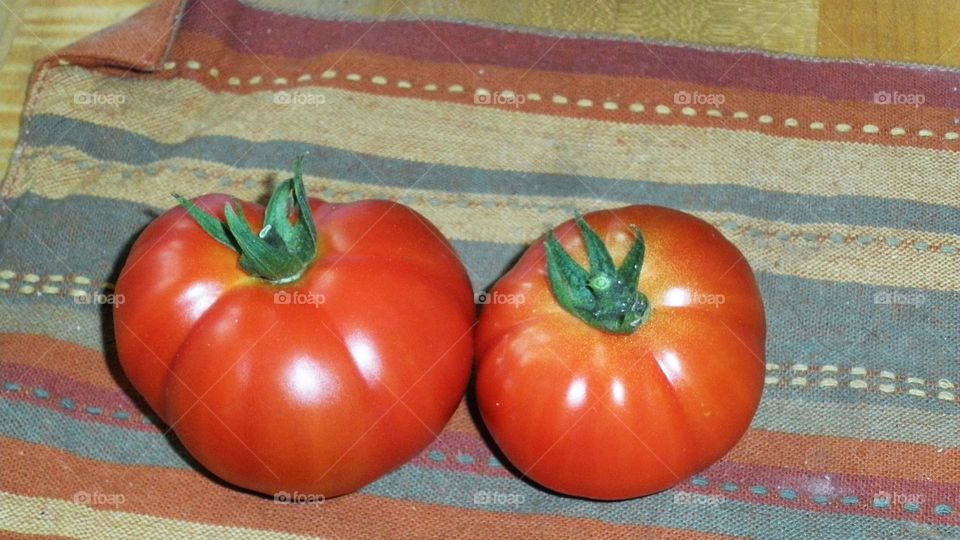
[113,158,476,499]
[474,205,766,501]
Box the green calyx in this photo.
[173,156,318,283]
[545,213,650,334]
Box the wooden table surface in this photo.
[2,0,959,180]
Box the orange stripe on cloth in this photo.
[728,429,960,484]
[53,0,183,72]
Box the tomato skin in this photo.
[475,206,765,501]
[114,194,474,498]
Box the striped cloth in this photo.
[1,0,957,538]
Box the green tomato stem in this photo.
[545,213,650,334]
[173,156,318,283]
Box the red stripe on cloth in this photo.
[180,0,960,108]
[1,362,154,430]
[0,334,114,387]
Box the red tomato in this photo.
[475,206,765,500]
[114,161,474,498]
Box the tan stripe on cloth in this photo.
[21,68,960,208]
[0,492,323,540]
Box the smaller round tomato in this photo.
[114,159,475,498]
[475,206,765,500]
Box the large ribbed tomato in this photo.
[114,160,474,498]
[475,206,765,500]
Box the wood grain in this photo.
[818,0,960,66]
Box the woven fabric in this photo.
[0,0,957,538]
